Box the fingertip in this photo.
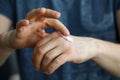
[65,30,70,36]
[40,7,46,10]
[39,7,46,15]
[55,12,61,18]
[25,19,30,25]
[19,27,25,32]
[61,29,70,36]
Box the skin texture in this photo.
[5,8,70,49]
[32,32,97,74]
[0,14,12,34]
[31,10,120,77]
[0,8,69,66]
[0,14,12,66]
[32,31,120,77]
[6,18,69,49]
[1,7,120,78]
[0,8,70,49]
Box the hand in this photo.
[32,32,98,74]
[1,8,70,49]
[26,7,70,36]
[5,19,69,49]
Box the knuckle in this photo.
[56,37,63,42]
[38,48,44,55]
[16,20,26,27]
[50,32,60,39]
[36,44,41,49]
[36,42,42,48]
[45,54,52,61]
[54,59,61,66]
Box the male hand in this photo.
[26,8,60,22]
[1,8,69,49]
[32,32,98,74]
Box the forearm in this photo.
[0,14,13,66]
[0,31,14,66]
[92,39,120,77]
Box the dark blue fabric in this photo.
[0,0,120,80]
[116,0,120,9]
[0,0,16,23]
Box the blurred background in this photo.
[0,52,21,80]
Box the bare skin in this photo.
[0,8,69,66]
[1,7,120,78]
[31,10,120,77]
[32,32,98,73]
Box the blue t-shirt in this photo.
[0,0,120,80]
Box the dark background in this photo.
[0,52,20,80]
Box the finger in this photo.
[16,19,29,31]
[41,46,65,71]
[44,52,70,74]
[45,8,61,18]
[36,32,60,47]
[29,22,47,37]
[16,21,40,38]
[33,32,71,71]
[26,8,60,21]
[41,37,71,70]
[26,8,45,20]
[15,20,30,38]
[35,8,61,21]
[32,47,56,70]
[45,18,70,36]
[32,35,59,70]
[33,32,62,70]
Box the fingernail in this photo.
[54,12,61,18]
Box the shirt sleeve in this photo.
[0,0,14,20]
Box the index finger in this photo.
[44,8,61,18]
[45,18,70,36]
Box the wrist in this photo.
[92,38,108,61]
[71,36,100,61]
[85,37,101,60]
[0,31,15,51]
